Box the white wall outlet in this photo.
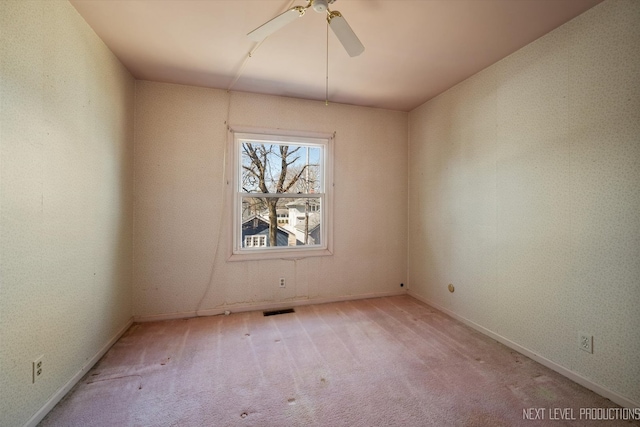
[579,333,593,353]
[279,278,286,288]
[32,355,44,383]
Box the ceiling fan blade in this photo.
[328,11,364,57]
[247,6,305,42]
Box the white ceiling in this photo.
[70,0,603,112]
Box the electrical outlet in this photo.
[32,355,43,384]
[579,333,593,353]
[279,278,286,288]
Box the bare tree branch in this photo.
[282,165,308,193]
[241,142,318,247]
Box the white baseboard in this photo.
[134,290,408,322]
[24,317,134,427]
[407,290,639,409]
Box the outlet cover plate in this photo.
[579,333,593,353]
[32,355,43,383]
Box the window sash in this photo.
[238,195,324,249]
[236,134,325,196]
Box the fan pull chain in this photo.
[325,20,329,106]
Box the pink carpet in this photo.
[40,296,636,426]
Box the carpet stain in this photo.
[288,398,296,405]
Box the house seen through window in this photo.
[232,131,332,259]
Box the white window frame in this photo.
[228,127,333,261]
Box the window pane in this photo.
[240,142,322,194]
[240,196,321,247]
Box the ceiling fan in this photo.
[247,0,365,57]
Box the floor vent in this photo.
[263,308,295,316]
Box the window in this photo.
[244,235,266,247]
[277,212,289,225]
[231,130,333,260]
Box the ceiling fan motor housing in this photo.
[312,0,333,13]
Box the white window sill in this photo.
[228,247,333,262]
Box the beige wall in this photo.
[408,0,640,406]
[0,1,134,426]
[133,82,408,319]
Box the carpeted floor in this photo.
[40,295,637,426]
